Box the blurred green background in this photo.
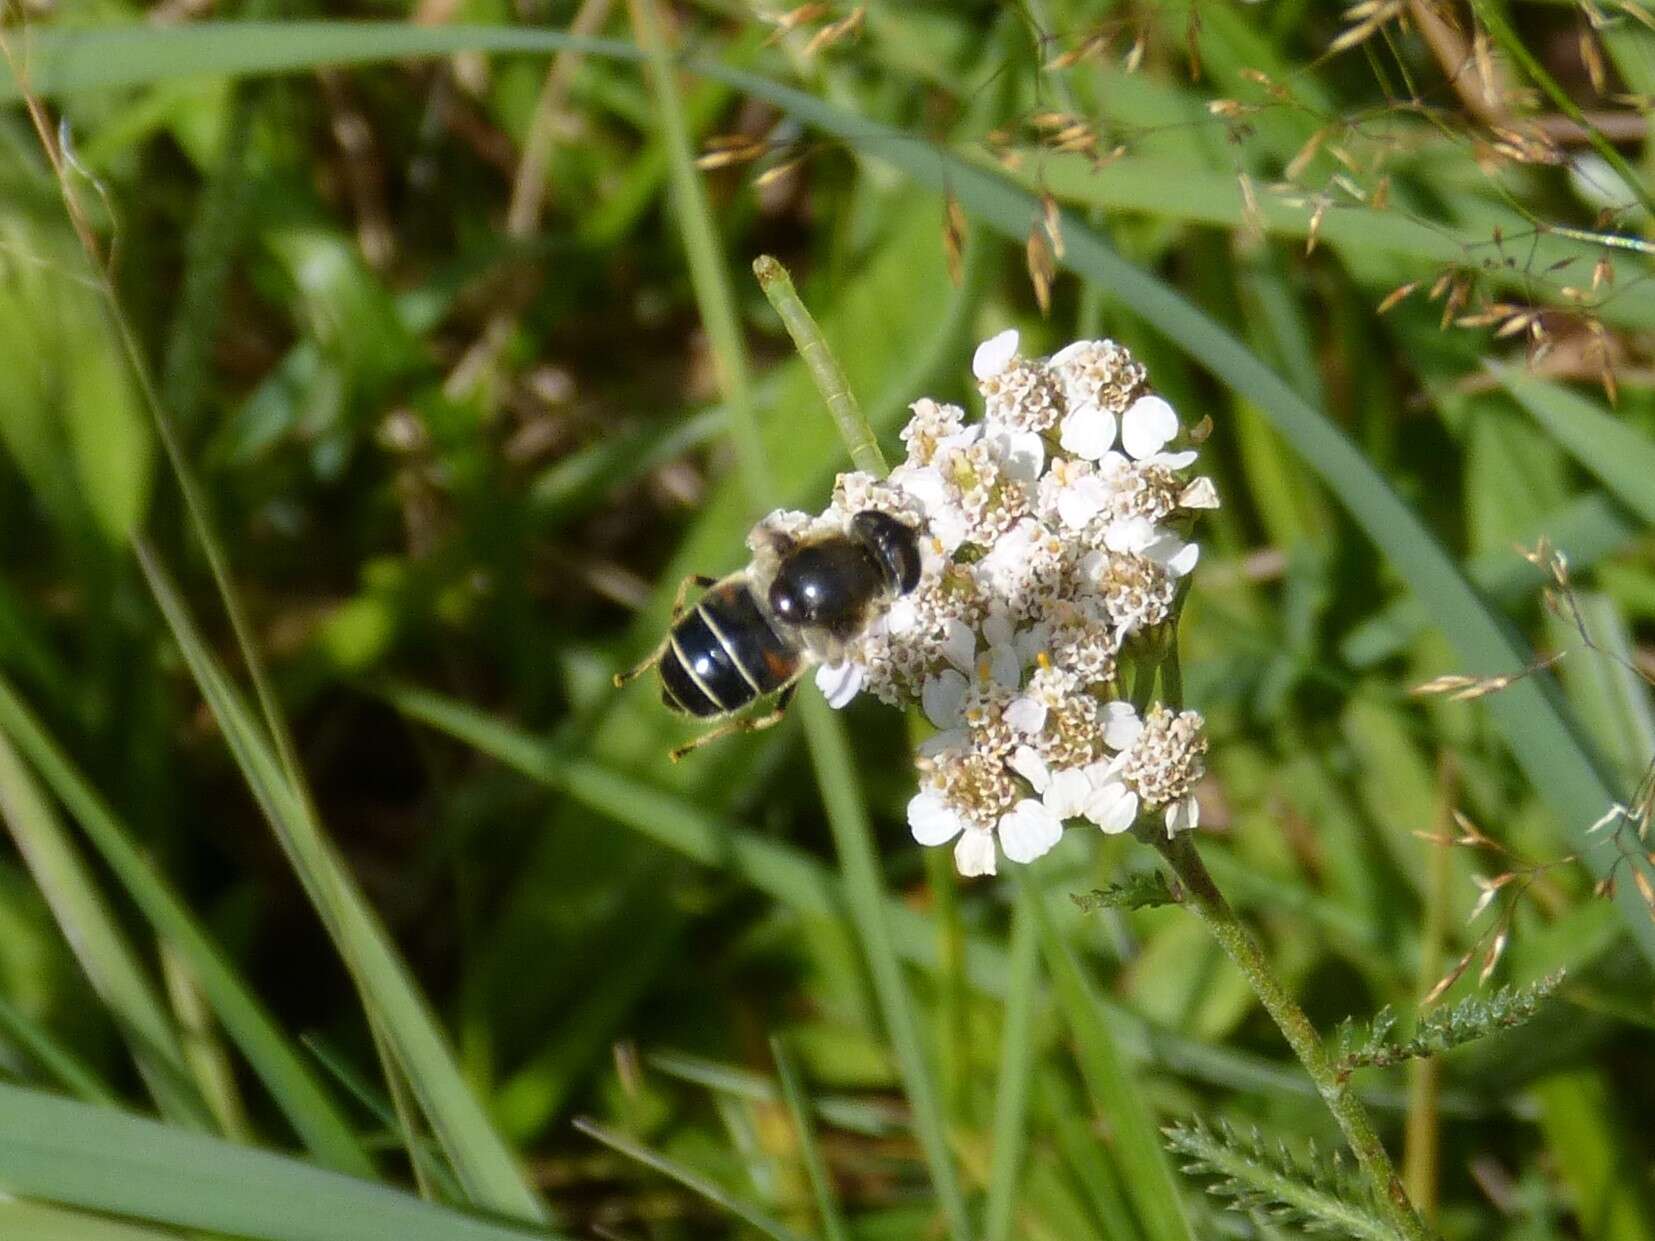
[0,1,1653,1238]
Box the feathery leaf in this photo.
[1333,972,1564,1074]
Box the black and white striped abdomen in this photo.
[659,579,800,718]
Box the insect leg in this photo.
[668,681,798,763]
[613,637,669,687]
[673,574,718,619]
[613,575,719,687]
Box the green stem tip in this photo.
[753,255,888,479]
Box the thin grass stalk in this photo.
[1154,831,1432,1241]
[628,5,972,1235]
[752,255,887,478]
[771,1036,851,1241]
[921,844,969,1126]
[628,0,767,513]
[0,36,309,804]
[159,941,254,1143]
[0,729,209,1129]
[982,884,1040,1241]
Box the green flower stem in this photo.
[1154,830,1433,1241]
[752,255,889,478]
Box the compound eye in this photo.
[851,510,922,595]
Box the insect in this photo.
[615,509,923,761]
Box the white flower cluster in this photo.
[755,330,1218,877]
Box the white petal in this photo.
[1152,449,1199,470]
[1102,702,1143,750]
[1005,696,1048,735]
[900,466,948,514]
[1121,394,1179,460]
[814,661,864,708]
[989,643,1022,690]
[1008,744,1051,791]
[955,828,999,877]
[994,430,1046,483]
[1085,782,1139,833]
[1165,795,1200,835]
[908,790,966,846]
[1179,476,1220,509]
[1045,767,1092,819]
[931,508,970,553]
[922,669,968,728]
[1058,407,1118,460]
[1096,450,1130,477]
[972,329,1020,380]
[1104,515,1157,554]
[999,800,1063,863]
[941,621,977,672]
[1049,339,1093,368]
[1089,752,1129,782]
[885,597,919,634]
[1057,476,1111,530]
[1165,541,1200,577]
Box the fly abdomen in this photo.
[658,643,724,717]
[664,607,754,717]
[702,581,798,695]
[659,580,799,718]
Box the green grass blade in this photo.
[0,22,643,100]
[0,1200,183,1241]
[982,884,1040,1241]
[0,671,373,1176]
[1491,363,1655,527]
[771,1036,851,1241]
[0,730,208,1129]
[133,545,545,1220]
[574,1117,810,1241]
[1023,873,1193,1241]
[0,1082,564,1241]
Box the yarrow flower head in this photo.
[759,329,1219,876]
